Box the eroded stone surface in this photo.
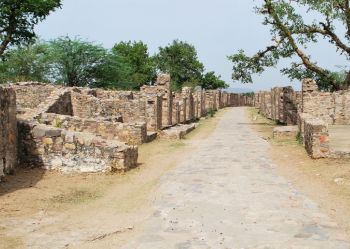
[122,107,350,249]
[0,86,17,179]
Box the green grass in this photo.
[48,188,101,205]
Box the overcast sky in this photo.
[35,0,348,91]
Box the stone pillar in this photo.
[156,74,173,127]
[182,87,194,122]
[0,87,17,179]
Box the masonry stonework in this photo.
[253,79,350,159]
[0,75,247,178]
[0,86,17,179]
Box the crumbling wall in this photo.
[0,87,17,179]
[304,119,330,159]
[141,74,172,128]
[71,91,102,118]
[13,83,57,110]
[182,87,194,122]
[41,113,147,145]
[47,91,73,116]
[254,87,299,125]
[18,121,138,172]
[10,76,256,176]
[301,79,350,125]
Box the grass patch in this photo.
[296,131,304,145]
[47,187,101,206]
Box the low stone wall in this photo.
[304,119,330,159]
[18,121,138,173]
[0,87,17,179]
[40,113,147,145]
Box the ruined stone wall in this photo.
[258,91,273,119]
[182,87,195,122]
[301,79,350,125]
[282,87,300,125]
[254,87,299,125]
[13,83,57,110]
[47,91,73,116]
[41,113,147,145]
[304,119,330,159]
[10,77,257,176]
[205,91,218,112]
[0,87,17,179]
[133,93,162,132]
[71,91,102,118]
[333,91,350,124]
[172,101,180,125]
[193,91,204,119]
[271,87,282,122]
[95,90,134,100]
[141,74,172,128]
[18,121,138,172]
[180,98,187,124]
[101,98,147,124]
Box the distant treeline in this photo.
[0,37,228,91]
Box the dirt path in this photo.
[120,107,350,249]
[1,107,350,248]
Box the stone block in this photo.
[273,126,298,139]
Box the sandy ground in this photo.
[0,110,226,249]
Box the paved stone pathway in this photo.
[122,107,350,249]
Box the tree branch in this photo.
[264,0,329,79]
[297,22,350,56]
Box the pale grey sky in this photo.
[35,0,348,91]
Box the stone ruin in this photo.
[253,79,350,159]
[0,86,17,178]
[0,74,251,180]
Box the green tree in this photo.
[0,0,61,56]
[112,41,155,89]
[93,52,136,90]
[155,40,204,90]
[47,37,107,87]
[228,0,350,91]
[200,71,229,90]
[0,42,50,83]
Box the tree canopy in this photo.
[229,0,350,91]
[112,41,156,89]
[0,37,228,91]
[48,37,107,87]
[0,0,61,56]
[154,40,205,90]
[200,71,229,90]
[0,42,50,83]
